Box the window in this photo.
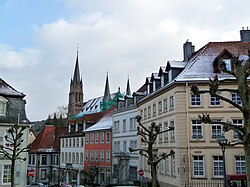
[76,137,79,147]
[232,93,242,105]
[100,132,104,143]
[158,101,162,115]
[169,69,172,82]
[86,134,89,144]
[41,169,47,180]
[164,122,168,143]
[130,140,137,149]
[164,99,168,112]
[114,121,120,133]
[123,140,127,152]
[213,156,223,177]
[158,123,162,143]
[193,156,204,177]
[153,104,156,117]
[170,96,174,109]
[72,153,76,163]
[148,106,151,118]
[0,96,7,116]
[172,155,176,176]
[123,119,127,132]
[212,123,223,139]
[144,108,147,119]
[69,152,71,162]
[233,119,243,139]
[90,133,94,144]
[76,153,79,163]
[130,118,136,131]
[80,153,84,163]
[90,150,94,160]
[170,121,175,142]
[114,141,120,153]
[106,150,110,162]
[65,152,68,162]
[191,95,201,106]
[95,150,99,161]
[85,150,88,160]
[66,139,68,147]
[95,133,99,143]
[3,164,11,184]
[73,138,76,147]
[235,156,246,174]
[106,132,110,143]
[159,160,164,175]
[41,155,47,165]
[81,137,84,147]
[130,166,137,180]
[192,120,203,139]
[29,154,36,165]
[211,96,221,106]
[166,157,170,175]
[69,138,72,146]
[100,150,104,162]
[222,59,232,71]
[62,139,65,147]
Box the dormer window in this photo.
[0,96,8,116]
[222,59,232,71]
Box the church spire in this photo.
[126,75,131,96]
[72,47,81,84]
[103,72,111,103]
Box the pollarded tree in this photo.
[191,54,250,186]
[129,116,175,187]
[82,160,100,187]
[0,124,29,187]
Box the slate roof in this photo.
[175,41,250,82]
[0,78,25,97]
[84,107,115,132]
[29,126,67,152]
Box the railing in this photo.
[185,180,224,187]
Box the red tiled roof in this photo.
[29,125,67,152]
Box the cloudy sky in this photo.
[1,0,250,121]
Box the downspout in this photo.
[185,82,191,183]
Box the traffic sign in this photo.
[28,169,35,177]
[138,169,144,176]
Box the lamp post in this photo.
[217,137,230,187]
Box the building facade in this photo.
[112,79,146,184]
[84,108,114,186]
[137,30,250,187]
[0,78,30,187]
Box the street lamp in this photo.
[216,137,230,187]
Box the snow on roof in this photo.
[167,60,186,69]
[175,41,250,82]
[0,78,25,97]
[84,114,112,132]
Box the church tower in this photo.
[68,50,83,118]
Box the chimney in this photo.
[183,40,195,62]
[240,27,250,42]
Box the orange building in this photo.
[84,108,114,185]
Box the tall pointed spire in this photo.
[72,46,81,84]
[126,75,131,96]
[103,71,111,103]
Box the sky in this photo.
[1,0,250,121]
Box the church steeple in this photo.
[72,50,81,84]
[103,72,111,103]
[68,48,83,119]
[126,76,131,96]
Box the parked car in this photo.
[29,182,44,187]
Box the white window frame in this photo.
[232,93,242,105]
[100,132,104,144]
[213,156,223,177]
[193,156,205,177]
[2,164,11,184]
[170,96,174,110]
[192,120,203,140]
[210,96,221,106]
[164,98,168,112]
[158,101,162,115]
[233,119,244,139]
[0,96,8,116]
[211,122,223,139]
[235,156,246,174]
[106,150,110,162]
[191,95,201,106]
[164,122,168,143]
[106,132,110,143]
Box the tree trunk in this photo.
[151,163,158,187]
[11,159,15,187]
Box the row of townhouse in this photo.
[27,28,250,187]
